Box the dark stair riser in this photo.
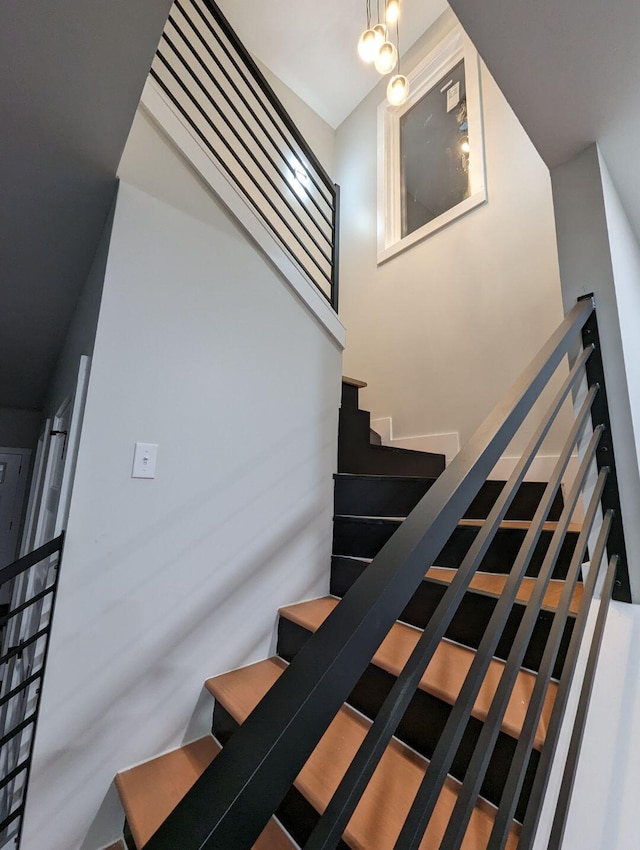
[339,438,446,479]
[331,557,573,680]
[333,517,580,579]
[123,823,135,850]
[213,702,349,850]
[277,618,537,823]
[341,382,361,410]
[334,475,564,522]
[338,384,446,478]
[340,407,375,448]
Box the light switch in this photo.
[132,442,158,479]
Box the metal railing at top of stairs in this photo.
[0,534,65,849]
[149,0,340,311]
[145,295,629,850]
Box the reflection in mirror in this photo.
[400,60,470,238]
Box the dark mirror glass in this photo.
[400,60,470,237]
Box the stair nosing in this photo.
[207,657,522,847]
[278,597,555,749]
[334,472,438,482]
[116,734,298,850]
[332,558,582,618]
[334,514,582,534]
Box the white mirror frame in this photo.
[377,26,487,264]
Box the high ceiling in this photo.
[216,0,448,128]
[1,0,173,409]
[221,0,640,245]
[447,0,640,240]
[5,0,640,411]
[1,0,445,412]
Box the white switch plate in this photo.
[132,442,158,479]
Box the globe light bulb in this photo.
[375,41,398,74]
[372,23,387,43]
[460,137,470,154]
[387,74,410,106]
[386,0,400,25]
[358,28,381,63]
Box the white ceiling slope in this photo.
[447,0,640,238]
[217,0,448,128]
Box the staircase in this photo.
[115,376,590,849]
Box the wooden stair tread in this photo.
[337,517,581,534]
[343,376,368,388]
[458,518,582,534]
[206,658,519,850]
[115,736,295,849]
[280,598,555,749]
[425,566,584,615]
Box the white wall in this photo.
[22,119,342,849]
[257,58,336,178]
[551,144,640,601]
[553,601,640,849]
[335,9,570,461]
[600,155,640,484]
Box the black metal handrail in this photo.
[0,533,64,848]
[143,296,628,848]
[150,0,340,310]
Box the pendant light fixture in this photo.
[375,38,398,74]
[357,0,409,105]
[387,73,409,105]
[385,0,400,24]
[357,0,384,63]
[386,20,409,104]
[372,22,387,44]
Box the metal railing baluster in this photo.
[171,3,335,232]
[438,427,603,849]
[487,468,609,850]
[154,50,334,284]
[193,0,335,206]
[518,519,615,848]
[150,0,340,308]
[303,347,593,850]
[546,555,618,850]
[144,301,598,850]
[161,24,334,258]
[0,534,64,848]
[394,386,598,850]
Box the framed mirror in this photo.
[377,27,487,263]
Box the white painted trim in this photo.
[371,415,583,516]
[21,422,49,556]
[377,26,488,263]
[371,416,460,464]
[140,80,345,350]
[33,398,70,549]
[54,355,91,536]
[377,192,487,264]
[488,453,581,485]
